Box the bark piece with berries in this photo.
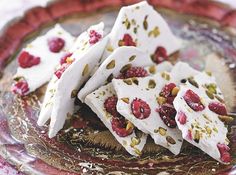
[85,83,147,156]
[173,72,231,164]
[38,23,108,139]
[78,46,153,102]
[112,73,183,155]
[101,1,181,62]
[13,24,75,95]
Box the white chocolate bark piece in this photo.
[85,83,147,156]
[37,23,108,137]
[112,73,183,155]
[48,23,108,138]
[101,1,181,61]
[14,24,75,94]
[170,61,200,84]
[78,46,153,102]
[173,72,229,163]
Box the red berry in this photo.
[178,111,187,125]
[166,96,175,105]
[124,67,148,78]
[11,80,29,96]
[111,117,133,137]
[152,46,168,64]
[120,34,136,46]
[217,143,231,163]
[157,103,177,128]
[60,52,72,65]
[54,63,70,79]
[48,37,65,53]
[208,102,227,115]
[160,83,176,98]
[18,51,40,68]
[89,30,102,44]
[104,96,119,117]
[183,89,205,111]
[131,98,151,119]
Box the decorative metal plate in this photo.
[0,1,236,174]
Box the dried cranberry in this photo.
[89,30,102,44]
[208,102,227,115]
[54,63,70,79]
[131,98,151,119]
[178,111,187,125]
[60,52,72,65]
[160,83,176,98]
[217,143,231,163]
[183,89,205,111]
[157,103,177,128]
[11,80,29,96]
[152,46,168,64]
[48,37,65,53]
[124,67,148,78]
[111,117,133,137]
[18,51,40,68]
[119,34,136,46]
[166,96,175,105]
[104,96,119,117]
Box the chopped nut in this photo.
[71,89,78,98]
[106,60,116,69]
[143,15,148,30]
[120,64,132,73]
[205,126,212,135]
[171,87,179,96]
[159,127,167,136]
[106,45,114,52]
[205,71,212,76]
[148,26,160,38]
[157,96,167,105]
[161,72,170,80]
[166,136,176,144]
[218,115,234,124]
[132,78,139,85]
[126,121,134,131]
[134,147,142,156]
[122,18,131,29]
[213,127,218,133]
[121,97,129,104]
[66,57,74,64]
[130,137,141,147]
[148,79,156,89]
[82,64,89,76]
[129,55,136,62]
[206,83,217,94]
[106,74,114,83]
[188,77,199,88]
[123,79,132,85]
[205,90,214,99]
[148,65,156,74]
[131,19,136,25]
[193,130,200,143]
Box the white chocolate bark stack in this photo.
[11,1,232,162]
